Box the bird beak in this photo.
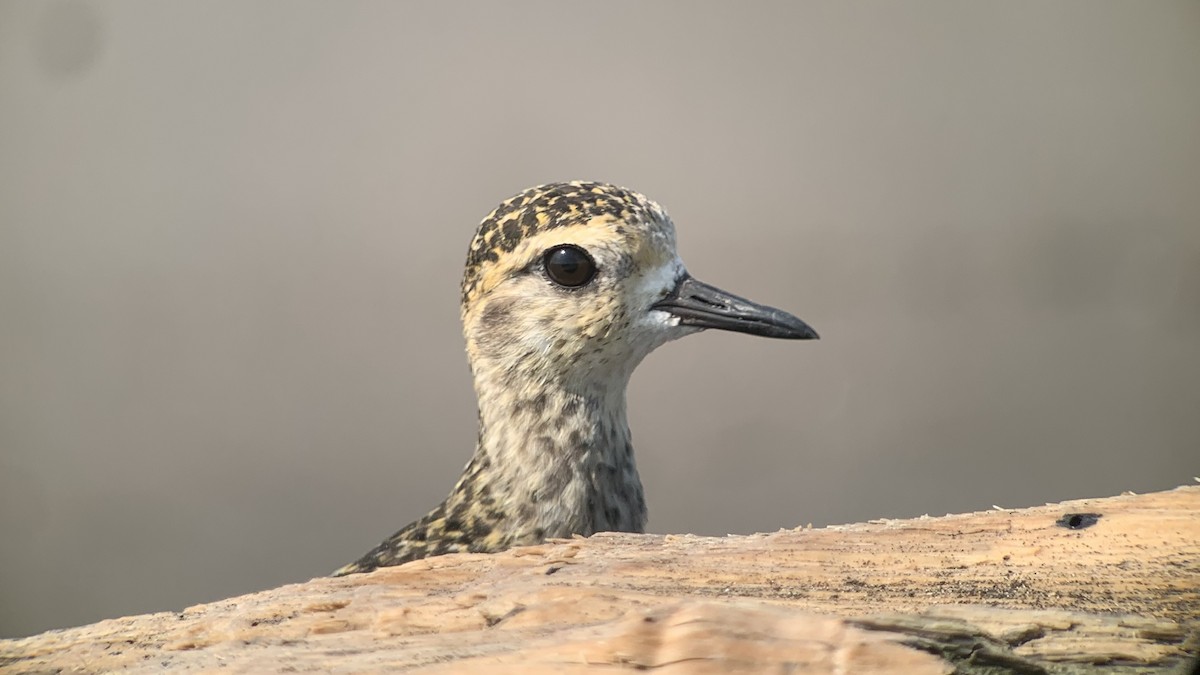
[651,273,819,340]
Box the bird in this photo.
[333,181,817,576]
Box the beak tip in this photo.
[790,323,819,340]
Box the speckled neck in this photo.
[449,364,647,547]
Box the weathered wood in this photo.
[3,486,1197,673]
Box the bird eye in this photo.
[542,245,596,288]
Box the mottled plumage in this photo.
[334,182,816,576]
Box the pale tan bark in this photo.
[4,486,1197,673]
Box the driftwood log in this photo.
[3,485,1198,674]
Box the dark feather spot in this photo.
[480,298,515,330]
[501,218,521,244]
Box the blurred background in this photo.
[1,1,1197,638]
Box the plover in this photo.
[334,182,817,576]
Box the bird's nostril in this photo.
[689,294,725,309]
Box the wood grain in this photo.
[4,485,1197,673]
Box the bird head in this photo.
[460,182,817,392]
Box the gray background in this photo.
[1,1,1197,638]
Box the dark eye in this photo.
[542,245,597,288]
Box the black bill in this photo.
[651,274,818,340]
